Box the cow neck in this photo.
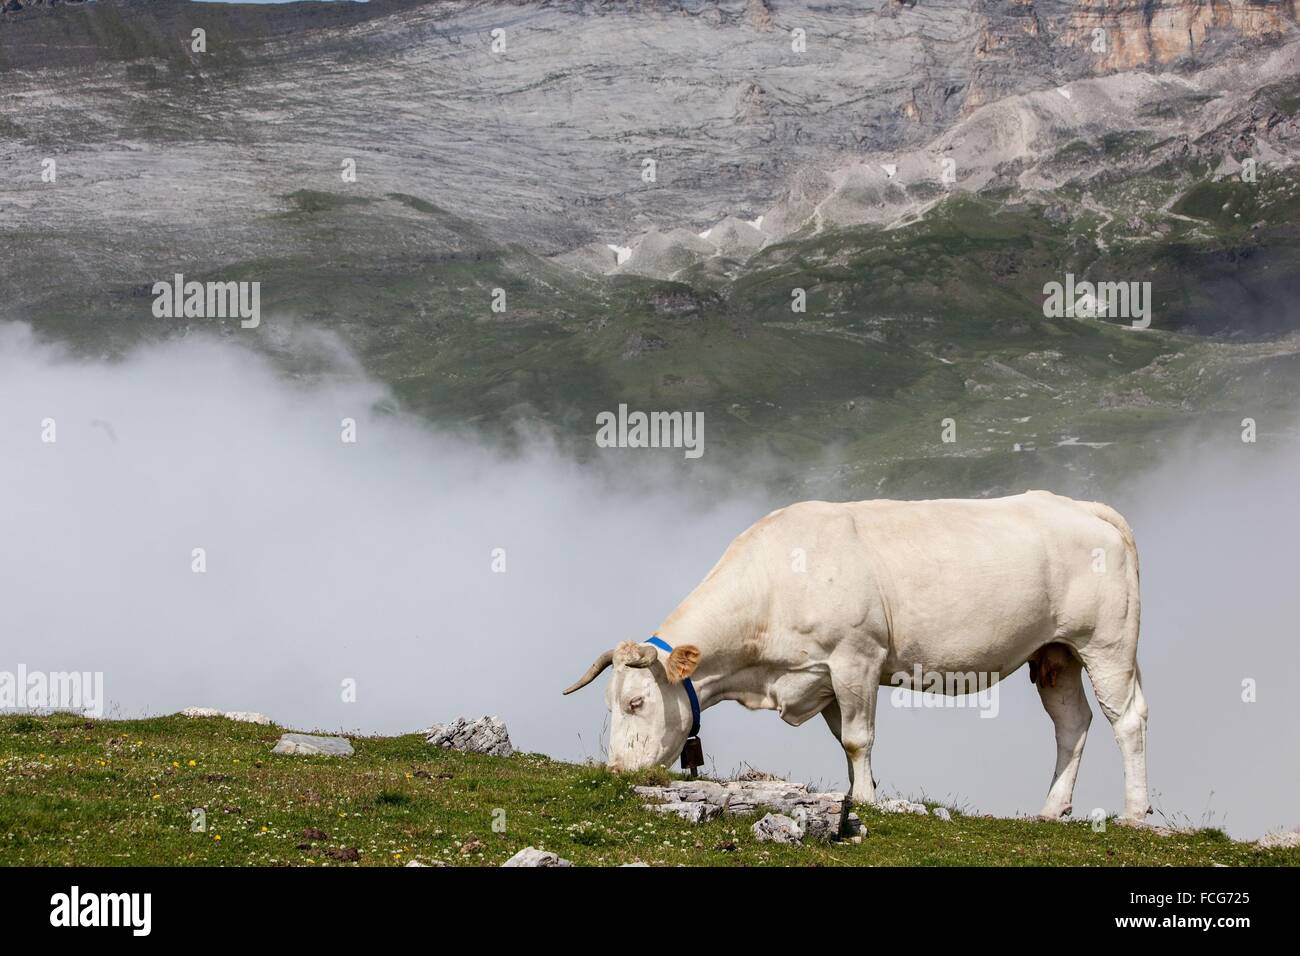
[684,645,761,713]
[656,581,762,714]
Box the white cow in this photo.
[564,491,1150,821]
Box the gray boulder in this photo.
[502,847,573,867]
[752,813,804,844]
[425,716,513,757]
[271,733,354,756]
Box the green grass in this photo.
[2,714,1294,867]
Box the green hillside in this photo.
[2,714,1294,867]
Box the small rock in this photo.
[933,807,952,822]
[180,707,272,725]
[180,707,221,718]
[323,847,360,862]
[620,861,650,867]
[405,860,429,867]
[425,716,513,757]
[752,812,804,844]
[502,847,573,867]
[272,733,354,757]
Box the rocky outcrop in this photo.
[635,779,862,839]
[425,716,513,757]
[1064,0,1297,73]
[0,0,1295,321]
[3,0,1293,300]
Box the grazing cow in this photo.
[563,491,1150,821]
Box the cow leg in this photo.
[820,699,855,790]
[830,665,880,805]
[1034,646,1091,819]
[1079,648,1150,822]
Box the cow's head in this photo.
[562,639,700,771]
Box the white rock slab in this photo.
[180,707,272,725]
[180,707,221,718]
[271,733,354,756]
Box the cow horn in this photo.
[619,641,659,668]
[562,649,615,695]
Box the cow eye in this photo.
[627,696,644,712]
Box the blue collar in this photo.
[645,636,700,737]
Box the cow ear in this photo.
[666,645,701,682]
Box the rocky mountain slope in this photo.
[2,0,1299,494]
[3,0,1295,281]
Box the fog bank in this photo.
[1,323,1295,839]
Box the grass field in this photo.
[2,714,1294,867]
